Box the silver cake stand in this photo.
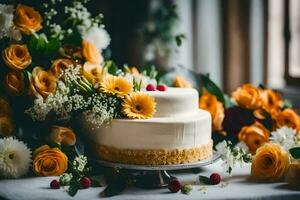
[94,151,220,188]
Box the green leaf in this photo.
[289,147,300,159]
[223,94,235,109]
[104,61,122,76]
[200,74,225,104]
[282,99,293,109]
[199,175,211,185]
[142,65,158,80]
[68,182,79,197]
[175,34,185,46]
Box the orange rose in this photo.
[4,71,25,96]
[275,109,300,132]
[238,122,270,154]
[172,75,192,88]
[29,67,57,98]
[286,162,300,189]
[232,84,261,110]
[0,97,12,118]
[82,62,105,85]
[261,89,282,114]
[0,117,14,137]
[32,145,68,176]
[251,143,289,182]
[14,4,42,35]
[50,59,73,78]
[82,40,103,64]
[2,44,31,70]
[199,91,224,131]
[48,125,76,146]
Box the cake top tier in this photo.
[146,87,199,117]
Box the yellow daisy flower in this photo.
[122,92,156,119]
[100,76,133,97]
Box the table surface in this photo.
[0,160,300,200]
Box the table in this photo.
[0,160,299,200]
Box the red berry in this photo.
[50,179,60,189]
[168,179,181,193]
[157,84,167,91]
[210,173,221,185]
[81,177,91,189]
[146,84,156,91]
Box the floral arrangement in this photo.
[173,75,300,187]
[0,0,158,196]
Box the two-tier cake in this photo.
[85,87,212,165]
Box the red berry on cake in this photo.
[156,84,167,91]
[210,173,221,185]
[81,176,92,189]
[50,179,60,189]
[146,84,156,91]
[168,179,181,193]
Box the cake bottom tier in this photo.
[95,140,213,165]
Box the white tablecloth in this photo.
[0,160,299,200]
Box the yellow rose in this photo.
[82,40,103,64]
[14,4,42,35]
[33,145,68,176]
[0,97,12,118]
[29,67,57,98]
[199,91,224,131]
[4,71,25,96]
[0,117,14,137]
[286,162,300,189]
[82,62,105,85]
[251,143,289,182]
[275,109,300,132]
[2,44,31,70]
[172,75,192,88]
[50,59,73,78]
[238,122,270,154]
[232,84,261,110]
[48,125,76,146]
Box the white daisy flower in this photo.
[82,26,110,50]
[0,137,32,178]
[270,126,297,151]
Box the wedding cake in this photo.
[85,87,212,165]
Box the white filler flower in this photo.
[82,26,110,50]
[270,126,298,151]
[0,137,32,178]
[0,4,21,41]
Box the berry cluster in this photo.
[146,84,167,91]
[50,176,91,189]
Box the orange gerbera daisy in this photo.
[100,76,133,97]
[122,92,156,119]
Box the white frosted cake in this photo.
[85,87,212,165]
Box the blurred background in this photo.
[88,0,299,107]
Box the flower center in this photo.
[114,86,120,91]
[263,157,273,168]
[8,153,14,159]
[135,104,142,111]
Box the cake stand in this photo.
[94,151,220,188]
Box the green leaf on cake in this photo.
[289,147,300,159]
